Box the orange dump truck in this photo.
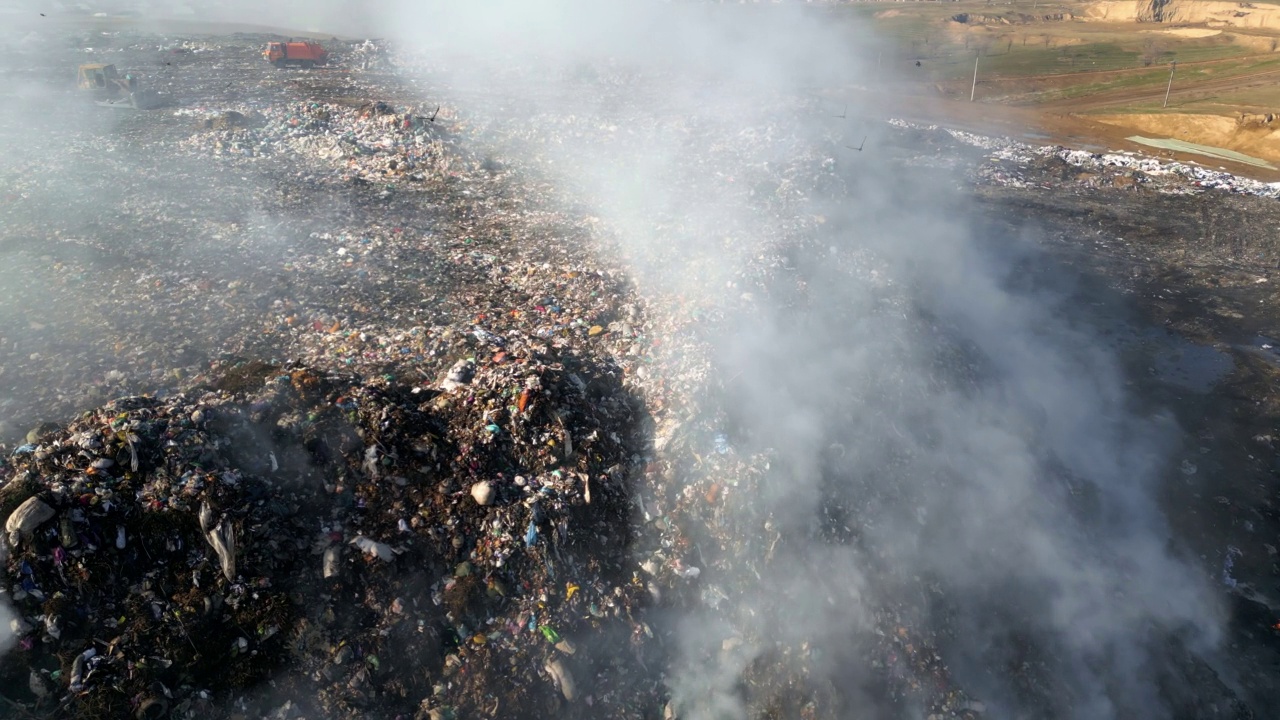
[263,41,329,68]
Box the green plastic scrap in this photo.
[539,625,561,643]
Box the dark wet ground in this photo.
[975,185,1280,714]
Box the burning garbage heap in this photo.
[0,44,1049,719]
[0,29,1267,720]
[0,340,658,719]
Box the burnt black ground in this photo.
[975,185,1280,714]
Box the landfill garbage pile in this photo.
[0,30,635,451]
[0,36,1004,714]
[888,119,1280,198]
[0,346,660,720]
[389,54,1268,720]
[0,26,1275,720]
[176,100,454,186]
[399,62,1004,718]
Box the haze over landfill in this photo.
[2,1,1280,719]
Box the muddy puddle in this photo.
[1096,314,1235,392]
[1145,330,1235,392]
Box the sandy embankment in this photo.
[1094,111,1280,163]
[1087,0,1280,29]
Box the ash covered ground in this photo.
[1,11,1280,720]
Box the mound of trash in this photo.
[0,350,655,720]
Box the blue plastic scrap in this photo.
[713,433,731,455]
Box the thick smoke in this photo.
[0,6,363,442]
[362,2,1223,717]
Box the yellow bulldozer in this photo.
[77,63,161,110]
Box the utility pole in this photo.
[971,53,980,102]
[1163,61,1177,108]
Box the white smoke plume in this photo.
[359,2,1224,717]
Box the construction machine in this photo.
[263,41,329,68]
[76,63,161,109]
[77,63,118,90]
